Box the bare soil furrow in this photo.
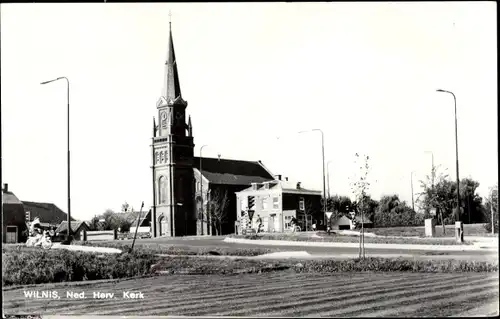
[97,272,390,315]
[346,287,499,317]
[256,274,496,317]
[305,280,498,317]
[188,274,452,317]
[9,272,312,314]
[410,291,499,317]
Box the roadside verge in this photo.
[223,237,497,252]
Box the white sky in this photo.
[1,2,497,220]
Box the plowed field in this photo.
[3,272,498,317]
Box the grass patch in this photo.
[3,247,497,287]
[230,233,473,245]
[371,224,497,238]
[75,241,275,256]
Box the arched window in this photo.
[158,176,167,204]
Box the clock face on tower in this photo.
[175,111,183,120]
[161,109,171,128]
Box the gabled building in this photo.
[2,184,28,243]
[193,157,275,235]
[55,221,90,241]
[235,178,323,234]
[22,200,73,228]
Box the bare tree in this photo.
[349,153,371,259]
[209,189,230,235]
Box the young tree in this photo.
[417,165,451,234]
[483,184,499,233]
[209,189,230,236]
[349,153,371,259]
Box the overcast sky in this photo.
[1,2,497,220]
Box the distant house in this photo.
[2,184,29,243]
[55,221,90,241]
[331,215,352,230]
[351,214,374,229]
[117,209,151,231]
[235,178,323,234]
[22,200,73,228]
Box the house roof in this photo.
[353,215,373,223]
[22,201,73,224]
[333,215,352,225]
[55,221,89,234]
[238,180,321,195]
[2,191,23,205]
[116,210,150,227]
[193,157,274,186]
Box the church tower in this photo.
[151,19,196,237]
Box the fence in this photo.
[82,230,117,241]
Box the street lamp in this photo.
[41,77,72,244]
[410,171,416,212]
[199,144,208,235]
[298,129,327,227]
[327,160,334,199]
[436,89,461,221]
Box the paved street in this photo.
[118,236,498,261]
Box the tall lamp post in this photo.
[327,160,334,199]
[199,145,208,235]
[41,77,72,244]
[410,171,415,212]
[298,129,327,228]
[436,89,461,222]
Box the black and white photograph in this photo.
[1,2,498,317]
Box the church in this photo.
[150,20,276,237]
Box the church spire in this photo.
[187,115,192,137]
[162,13,182,102]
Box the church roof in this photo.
[193,157,275,186]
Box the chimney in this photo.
[296,182,301,189]
[3,183,8,193]
[274,174,282,181]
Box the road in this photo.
[118,236,498,261]
[3,272,498,316]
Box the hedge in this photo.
[3,248,497,286]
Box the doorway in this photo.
[6,226,18,243]
[159,217,168,236]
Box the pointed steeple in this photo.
[187,115,192,137]
[162,17,183,103]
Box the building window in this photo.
[261,197,268,210]
[159,176,167,204]
[284,216,292,229]
[299,197,305,211]
[273,197,279,209]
